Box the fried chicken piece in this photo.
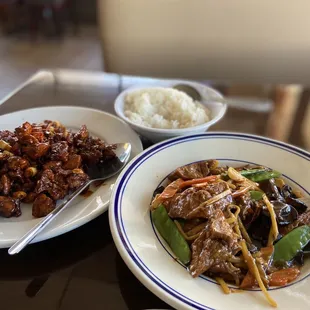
[0,196,21,217]
[62,154,82,170]
[35,169,68,200]
[22,143,50,160]
[50,141,69,162]
[67,171,89,189]
[7,156,29,170]
[0,174,11,195]
[32,193,56,218]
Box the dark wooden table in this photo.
[0,70,308,310]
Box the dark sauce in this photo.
[80,190,93,198]
[93,180,105,187]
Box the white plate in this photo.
[109,133,310,310]
[0,106,143,248]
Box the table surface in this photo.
[0,70,308,310]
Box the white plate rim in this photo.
[0,106,143,247]
[109,132,310,310]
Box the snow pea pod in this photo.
[240,169,267,176]
[222,168,266,180]
[152,204,191,265]
[250,190,264,201]
[273,225,310,263]
[245,170,281,182]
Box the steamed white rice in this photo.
[124,87,211,129]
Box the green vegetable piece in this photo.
[244,170,281,182]
[250,190,264,201]
[273,225,310,263]
[240,168,267,176]
[152,205,191,265]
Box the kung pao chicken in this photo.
[0,121,116,218]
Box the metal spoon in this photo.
[8,142,132,255]
[173,84,273,113]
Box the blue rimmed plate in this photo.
[109,133,310,310]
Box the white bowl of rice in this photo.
[114,80,226,142]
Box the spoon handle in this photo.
[8,181,91,255]
[223,97,272,112]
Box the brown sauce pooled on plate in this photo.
[80,190,94,198]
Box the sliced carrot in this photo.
[160,179,184,198]
[240,271,257,289]
[260,246,274,257]
[269,267,300,287]
[269,277,287,287]
[151,179,184,208]
[179,175,218,189]
[260,246,274,262]
[240,246,274,289]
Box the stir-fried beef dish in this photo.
[0,121,116,218]
[150,160,310,307]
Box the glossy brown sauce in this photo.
[80,190,94,198]
[93,180,105,187]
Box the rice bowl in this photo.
[114,80,227,142]
[124,87,211,129]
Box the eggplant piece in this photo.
[293,252,304,266]
[304,242,310,254]
[259,179,282,201]
[281,185,308,214]
[236,195,262,228]
[249,210,284,246]
[263,200,298,226]
[281,185,294,199]
[249,214,271,245]
[285,196,308,214]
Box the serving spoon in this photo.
[173,84,273,113]
[8,142,132,255]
